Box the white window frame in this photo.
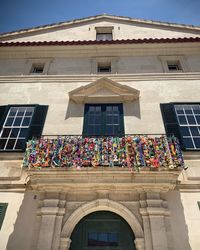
[159,55,189,73]
[24,58,52,75]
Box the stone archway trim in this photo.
[61,199,144,239]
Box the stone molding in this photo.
[61,198,144,239]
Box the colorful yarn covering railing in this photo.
[23,135,185,170]
[23,136,184,170]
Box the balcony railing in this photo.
[23,135,185,171]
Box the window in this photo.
[83,104,124,137]
[0,203,7,230]
[97,62,111,73]
[167,61,182,71]
[159,56,188,73]
[95,27,113,41]
[88,232,118,247]
[96,33,113,41]
[160,103,200,150]
[31,64,44,74]
[0,105,48,151]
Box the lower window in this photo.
[0,106,35,151]
[83,103,124,137]
[0,105,48,151]
[174,104,200,149]
[160,103,200,150]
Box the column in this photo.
[36,199,59,250]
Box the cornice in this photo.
[0,73,200,83]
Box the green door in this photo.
[69,211,136,250]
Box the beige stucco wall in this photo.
[0,191,37,250]
[2,19,200,42]
[0,78,199,135]
[0,54,200,75]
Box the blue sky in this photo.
[0,0,200,34]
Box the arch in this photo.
[61,199,144,239]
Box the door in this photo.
[69,211,136,250]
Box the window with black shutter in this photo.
[0,105,48,151]
[83,104,124,137]
[160,103,200,150]
[0,203,8,230]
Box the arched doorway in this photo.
[69,211,136,250]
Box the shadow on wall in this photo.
[124,100,141,119]
[6,191,38,250]
[65,100,84,119]
[65,100,141,120]
[166,191,192,250]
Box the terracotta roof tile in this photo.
[0,37,200,47]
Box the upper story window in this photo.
[83,103,124,137]
[95,27,113,41]
[0,105,48,151]
[167,61,182,72]
[160,103,200,150]
[31,63,44,74]
[159,56,188,73]
[97,62,111,73]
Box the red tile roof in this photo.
[0,37,200,47]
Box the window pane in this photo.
[178,115,187,125]
[15,139,25,149]
[1,128,11,138]
[5,117,14,126]
[99,233,108,242]
[19,128,28,138]
[9,107,18,116]
[95,115,101,124]
[193,106,200,114]
[10,128,19,138]
[13,117,22,126]
[187,116,196,125]
[106,125,113,135]
[88,115,95,124]
[184,107,193,114]
[22,117,31,126]
[94,126,101,135]
[190,127,200,136]
[25,107,34,116]
[194,138,200,148]
[113,116,119,124]
[196,115,200,124]
[183,137,194,149]
[106,115,113,124]
[180,127,190,136]
[17,107,26,116]
[5,139,16,149]
[176,109,184,114]
[0,139,7,149]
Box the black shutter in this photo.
[28,105,48,139]
[119,104,125,136]
[0,105,9,131]
[0,203,8,230]
[82,104,89,137]
[160,103,184,149]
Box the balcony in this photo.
[23,135,185,171]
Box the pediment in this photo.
[69,77,140,103]
[1,14,200,42]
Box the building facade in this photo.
[0,14,200,250]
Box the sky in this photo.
[0,0,200,34]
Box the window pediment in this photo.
[69,77,140,103]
